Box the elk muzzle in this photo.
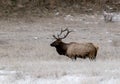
[50,43,54,47]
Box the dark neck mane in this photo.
[55,42,68,55]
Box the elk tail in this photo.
[94,44,99,59]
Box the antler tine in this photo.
[53,28,66,39]
[53,35,58,39]
[55,28,72,39]
[57,28,67,38]
[61,28,72,39]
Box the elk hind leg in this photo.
[89,52,96,60]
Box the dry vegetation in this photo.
[0,14,120,83]
[0,0,120,17]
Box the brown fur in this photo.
[66,42,98,60]
[50,28,99,60]
[50,39,98,60]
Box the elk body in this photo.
[50,28,98,60]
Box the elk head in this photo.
[50,28,72,47]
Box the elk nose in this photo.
[50,43,53,46]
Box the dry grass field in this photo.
[0,14,120,84]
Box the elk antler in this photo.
[53,35,58,39]
[60,28,72,39]
[53,28,72,39]
[57,28,67,38]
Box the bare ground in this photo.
[0,14,120,83]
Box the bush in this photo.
[0,0,119,17]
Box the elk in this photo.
[50,28,99,60]
[103,11,113,22]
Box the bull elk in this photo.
[50,28,99,60]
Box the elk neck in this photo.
[55,42,68,55]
